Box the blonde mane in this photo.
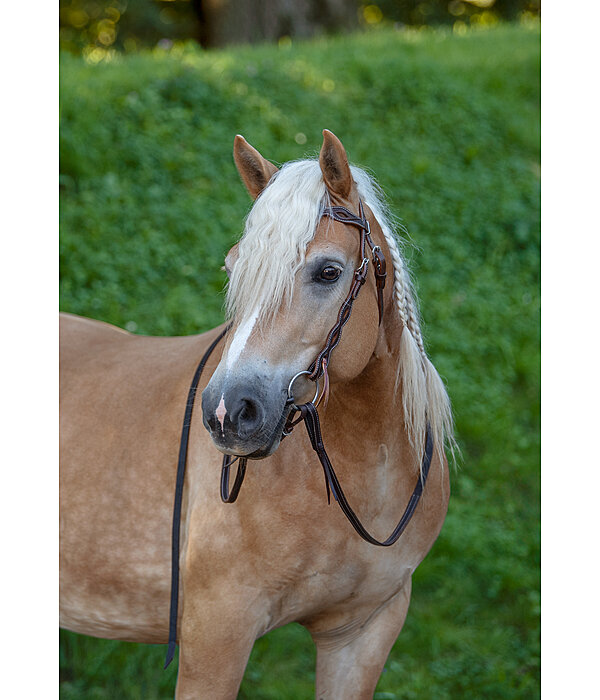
[226,159,455,465]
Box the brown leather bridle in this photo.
[165,199,433,668]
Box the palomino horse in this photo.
[60,130,453,698]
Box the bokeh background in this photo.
[59,2,540,698]
[59,0,541,53]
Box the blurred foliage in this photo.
[59,0,541,53]
[59,0,201,54]
[364,0,541,28]
[60,22,540,699]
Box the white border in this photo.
[2,2,57,694]
[543,3,600,697]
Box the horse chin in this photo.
[211,433,282,461]
[245,439,282,460]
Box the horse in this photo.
[60,129,454,699]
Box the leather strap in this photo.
[220,455,248,503]
[299,402,433,547]
[164,325,230,669]
[308,257,369,382]
[310,201,387,385]
[322,201,387,325]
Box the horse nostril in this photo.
[205,414,215,430]
[231,396,263,438]
[201,389,224,433]
[203,407,219,432]
[239,400,256,424]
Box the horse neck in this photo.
[323,304,411,462]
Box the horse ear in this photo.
[233,135,279,200]
[319,129,353,200]
[224,243,239,279]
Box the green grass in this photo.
[60,22,540,698]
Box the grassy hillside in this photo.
[60,22,540,699]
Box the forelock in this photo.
[226,159,329,325]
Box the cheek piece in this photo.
[301,200,387,403]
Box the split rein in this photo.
[165,201,433,667]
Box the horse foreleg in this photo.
[307,580,412,700]
[175,591,258,700]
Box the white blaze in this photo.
[216,394,227,432]
[226,308,259,371]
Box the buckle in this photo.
[354,257,369,283]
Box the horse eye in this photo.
[319,266,342,282]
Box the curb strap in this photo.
[299,402,433,547]
[220,455,248,503]
[164,325,230,669]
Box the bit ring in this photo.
[287,370,320,407]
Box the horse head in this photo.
[201,130,390,458]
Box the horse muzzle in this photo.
[201,371,291,459]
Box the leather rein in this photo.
[165,199,433,668]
